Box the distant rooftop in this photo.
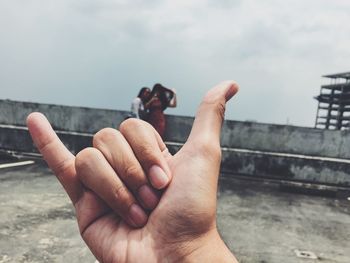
[323,71,350,80]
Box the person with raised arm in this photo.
[145,84,177,139]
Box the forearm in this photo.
[168,98,177,107]
[169,92,177,107]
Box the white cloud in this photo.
[0,0,349,127]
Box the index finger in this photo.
[26,112,83,204]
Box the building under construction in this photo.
[315,72,350,130]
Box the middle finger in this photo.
[93,128,159,210]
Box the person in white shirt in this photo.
[130,87,151,119]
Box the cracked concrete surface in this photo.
[0,157,349,263]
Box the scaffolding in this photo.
[315,72,350,130]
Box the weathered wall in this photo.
[1,99,350,187]
[2,99,350,159]
[0,99,127,133]
[167,144,350,187]
[0,125,92,155]
[165,115,350,159]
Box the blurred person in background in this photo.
[145,83,177,138]
[130,87,151,120]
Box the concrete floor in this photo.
[217,177,350,263]
[0,155,349,263]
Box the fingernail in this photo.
[149,165,169,189]
[138,185,159,210]
[225,83,238,101]
[129,204,147,227]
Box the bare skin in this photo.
[27,81,239,263]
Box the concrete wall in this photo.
[167,144,350,187]
[2,99,350,159]
[0,125,92,155]
[0,99,128,133]
[1,99,350,187]
[165,115,350,159]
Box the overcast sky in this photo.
[1,0,349,127]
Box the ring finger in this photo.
[75,147,147,227]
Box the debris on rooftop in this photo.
[294,249,318,259]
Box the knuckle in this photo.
[213,144,222,161]
[124,165,143,181]
[119,118,143,134]
[201,99,226,121]
[93,127,119,147]
[215,101,226,120]
[113,184,130,205]
[195,141,222,161]
[53,157,75,179]
[202,94,226,118]
[75,147,100,173]
[138,145,158,163]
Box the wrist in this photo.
[184,230,238,263]
[163,228,238,263]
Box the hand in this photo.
[27,81,239,263]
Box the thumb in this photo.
[187,81,239,156]
[177,81,239,212]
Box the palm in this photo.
[79,143,219,262]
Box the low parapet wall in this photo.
[0,125,92,156]
[2,99,350,159]
[165,115,350,160]
[1,99,350,187]
[0,99,127,133]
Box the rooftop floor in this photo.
[0,153,349,263]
